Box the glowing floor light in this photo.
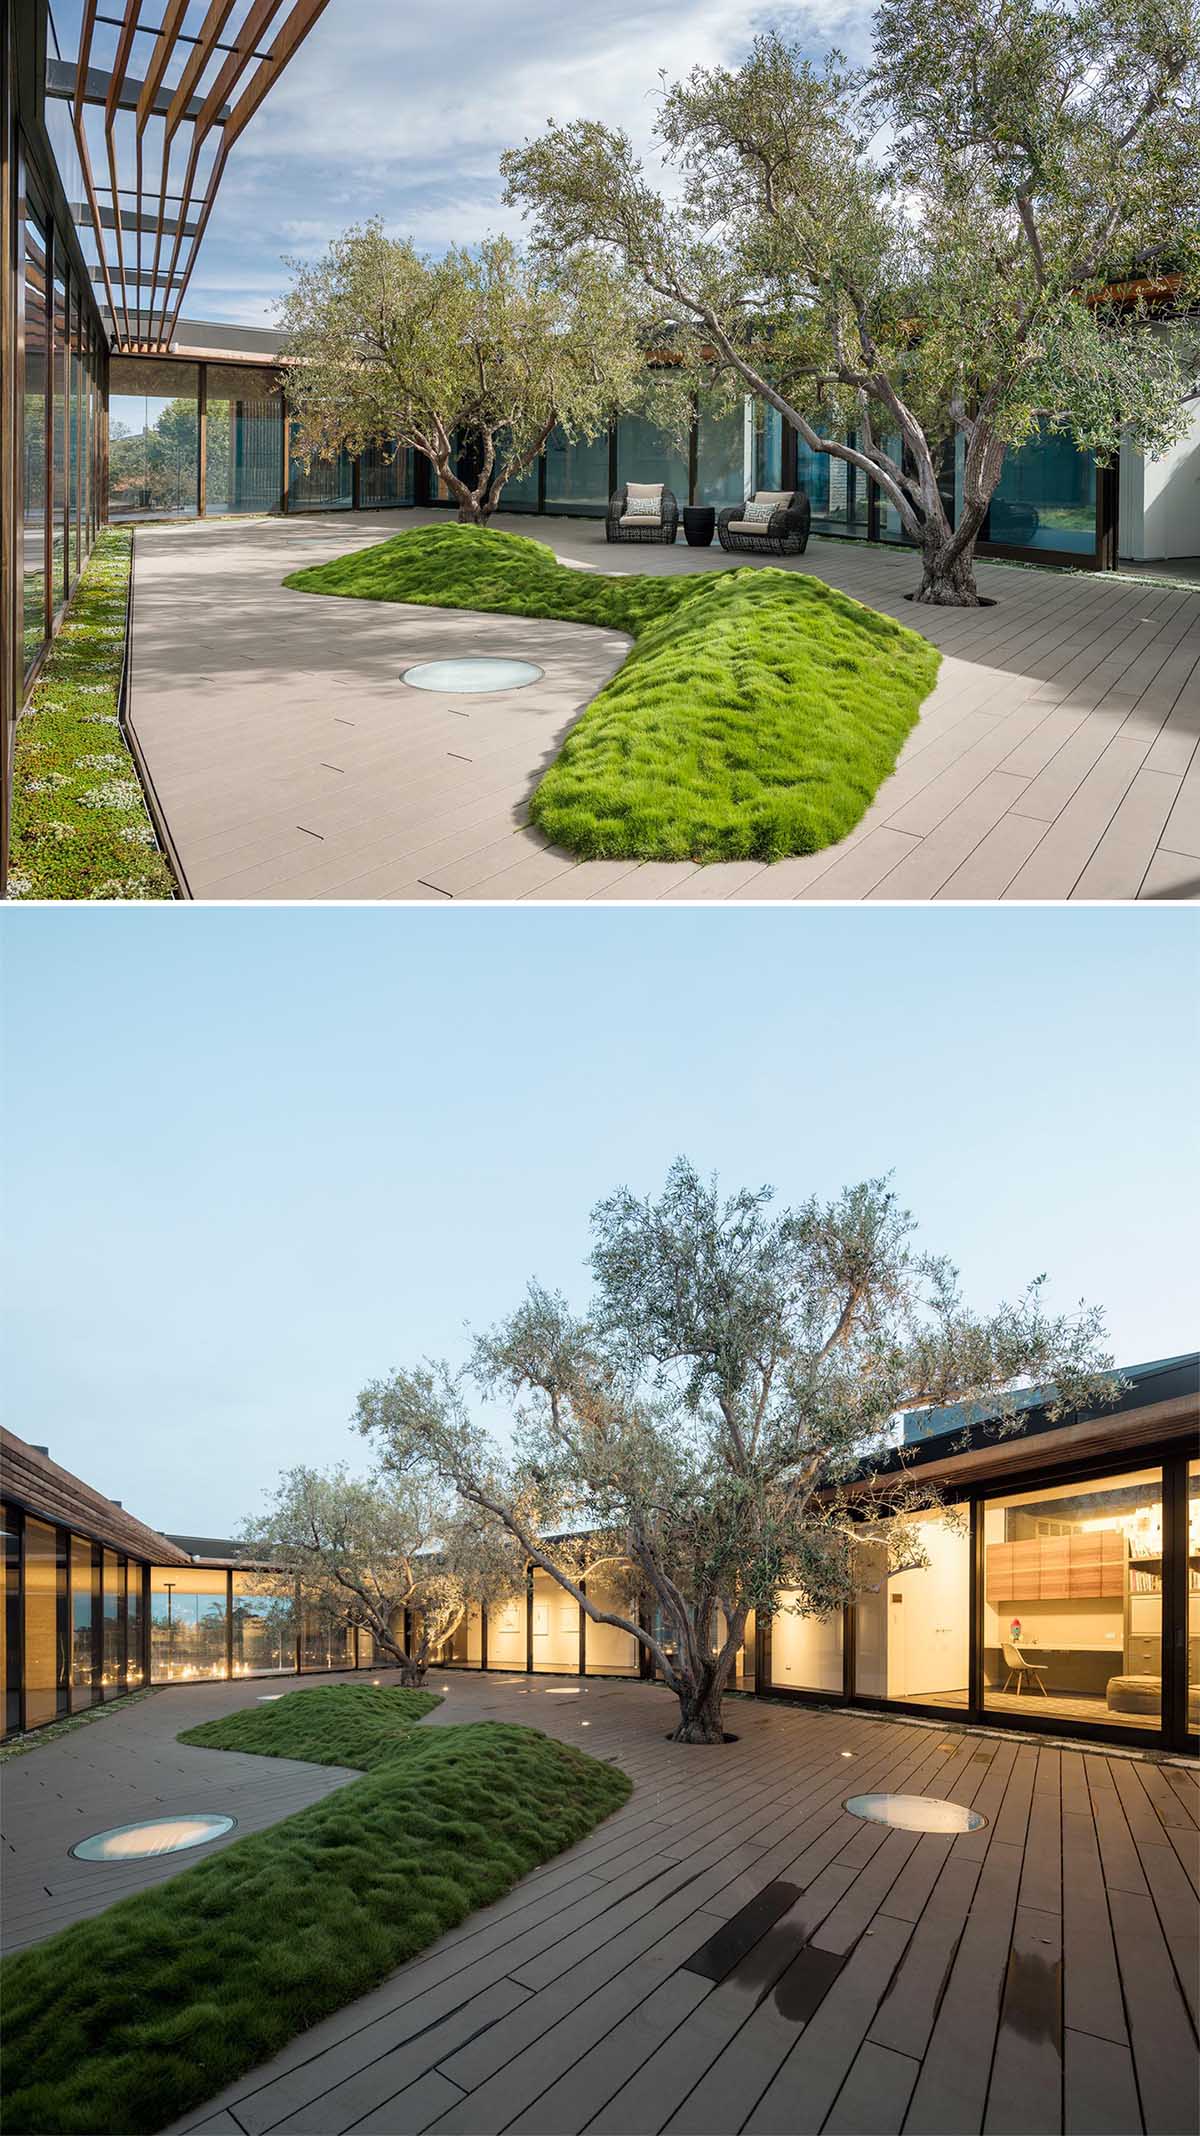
[401,657,544,694]
[71,1814,236,1862]
[844,1793,985,1834]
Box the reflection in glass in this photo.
[616,413,689,506]
[359,436,413,509]
[983,1468,1162,1731]
[53,275,67,605]
[301,1609,353,1671]
[102,1551,124,1694]
[988,421,1096,554]
[288,424,352,510]
[69,287,82,580]
[754,403,783,492]
[4,1509,21,1735]
[71,1535,95,1710]
[205,365,284,515]
[126,1562,144,1686]
[544,425,610,515]
[855,1508,969,1708]
[696,399,747,506]
[232,1573,297,1676]
[108,358,200,519]
[22,207,48,667]
[1190,1462,1200,1733]
[150,1566,228,1682]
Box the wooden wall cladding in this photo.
[985,1530,1126,1600]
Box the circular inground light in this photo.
[71,1814,236,1862]
[401,657,544,694]
[844,1793,985,1834]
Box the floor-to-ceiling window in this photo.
[1189,1461,1200,1733]
[982,1467,1163,1731]
[696,399,748,506]
[126,1562,144,1687]
[532,1570,579,1672]
[70,1536,95,1711]
[854,1508,969,1707]
[986,421,1097,554]
[768,1598,844,1694]
[754,403,784,491]
[69,287,83,583]
[150,1566,227,1682]
[358,437,413,510]
[3,1510,20,1735]
[52,271,68,609]
[21,202,49,670]
[101,1551,124,1696]
[231,1572,297,1675]
[288,426,353,511]
[23,1518,62,1730]
[616,413,689,505]
[206,367,284,515]
[544,425,610,515]
[108,358,200,520]
[301,1607,353,1671]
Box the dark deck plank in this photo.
[1063,2031,1142,2136]
[1106,1885,1200,2136]
[982,1902,1063,2135]
[822,2041,920,2135]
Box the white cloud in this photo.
[183,0,872,326]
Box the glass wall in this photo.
[359,437,413,510]
[616,414,689,505]
[987,421,1096,553]
[876,434,909,545]
[486,1593,527,1671]
[696,400,748,506]
[584,1569,640,1675]
[126,1563,144,1687]
[150,1566,228,1682]
[768,1599,843,1694]
[544,425,610,515]
[206,366,284,516]
[532,1570,579,1672]
[232,1572,297,1675]
[854,1509,969,1706]
[108,358,200,520]
[4,1510,21,1735]
[301,1608,353,1671]
[22,205,49,669]
[983,1468,1162,1730]
[24,1518,62,1730]
[288,428,353,511]
[754,403,784,492]
[69,288,83,582]
[1190,1462,1200,1734]
[102,1551,124,1696]
[52,273,68,609]
[71,1535,95,1710]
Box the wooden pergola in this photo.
[61,0,331,354]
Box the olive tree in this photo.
[279,225,647,523]
[501,0,1200,603]
[357,1160,1116,1743]
[238,1464,519,1684]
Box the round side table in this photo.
[682,506,716,548]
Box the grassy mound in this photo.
[10,529,174,901]
[1,1689,629,2135]
[286,523,939,862]
[178,1680,441,1767]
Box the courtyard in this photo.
[127,513,1200,904]
[3,1667,1197,2135]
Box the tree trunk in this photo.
[398,1658,427,1687]
[456,497,494,525]
[912,541,982,605]
[668,1674,727,1744]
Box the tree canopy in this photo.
[279,225,649,522]
[357,1159,1117,1740]
[501,0,1200,601]
[237,1463,521,1682]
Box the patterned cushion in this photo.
[624,494,661,520]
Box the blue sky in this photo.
[54,0,867,329]
[1,906,1195,1537]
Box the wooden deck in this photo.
[110,1670,1199,2136]
[128,512,1200,903]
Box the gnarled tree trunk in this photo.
[913,534,984,605]
[668,1665,727,1743]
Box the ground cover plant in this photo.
[10,529,173,901]
[286,522,940,861]
[0,1687,629,2135]
[178,1680,441,1766]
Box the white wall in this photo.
[769,1598,843,1691]
[487,1594,526,1671]
[585,1572,639,1674]
[1120,395,1200,561]
[532,1571,580,1672]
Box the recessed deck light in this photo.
[71,1814,236,1862]
[844,1793,985,1833]
[401,657,543,694]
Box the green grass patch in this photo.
[10,528,174,901]
[286,523,940,861]
[0,1686,630,2135]
[178,1681,441,1768]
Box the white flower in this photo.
[78,780,144,811]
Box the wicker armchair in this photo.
[605,483,680,544]
[717,489,811,557]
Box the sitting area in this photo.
[718,488,811,556]
[605,480,679,544]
